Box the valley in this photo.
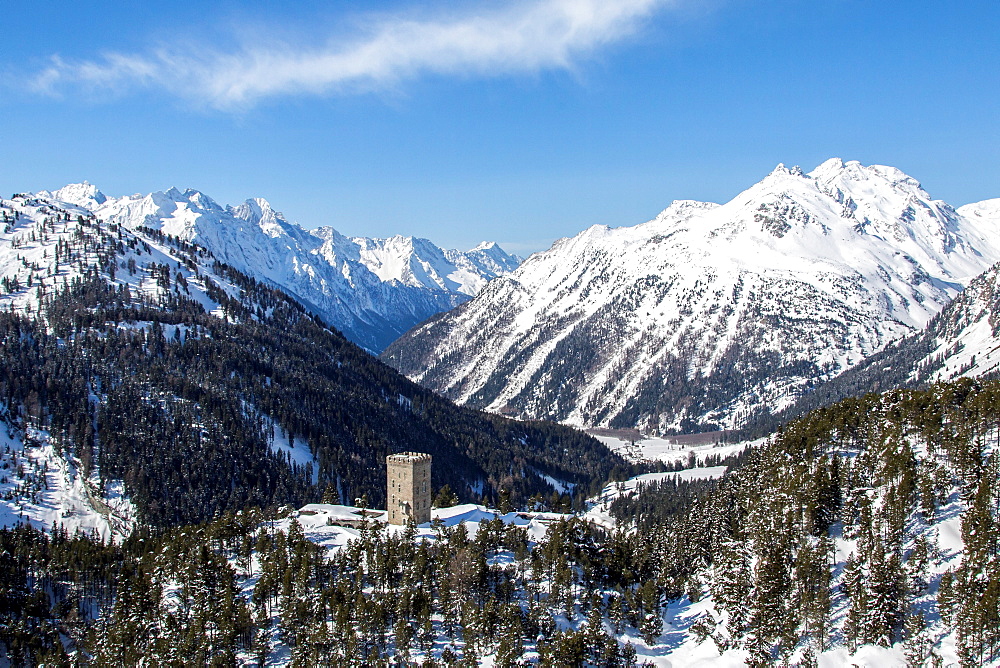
[384,160,1000,435]
[1,163,1000,666]
[9,0,1000,663]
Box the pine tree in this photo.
[434,484,460,508]
[638,580,662,645]
[710,539,751,639]
[321,482,340,505]
[747,538,791,655]
[903,611,932,668]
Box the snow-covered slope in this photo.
[0,423,135,541]
[832,260,1000,390]
[957,197,1000,225]
[35,183,521,352]
[917,262,1000,382]
[383,159,1000,433]
[0,191,342,534]
[0,191,241,535]
[763,258,1000,428]
[0,191,232,327]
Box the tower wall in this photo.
[386,452,432,525]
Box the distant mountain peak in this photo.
[39,181,107,208]
[958,198,1000,222]
[810,156,846,174]
[807,158,926,196]
[162,186,189,201]
[768,162,805,178]
[228,197,290,238]
[647,200,721,229]
[34,183,521,352]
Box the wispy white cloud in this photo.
[28,0,672,109]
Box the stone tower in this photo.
[386,452,432,525]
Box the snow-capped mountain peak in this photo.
[228,197,298,239]
[383,159,1000,434]
[37,181,108,208]
[807,159,930,210]
[29,184,521,352]
[957,197,1000,223]
[349,234,521,297]
[765,162,805,179]
[647,199,721,227]
[229,196,282,225]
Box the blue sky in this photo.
[3,0,998,254]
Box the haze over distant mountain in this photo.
[36,182,521,352]
[383,159,1000,434]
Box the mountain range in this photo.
[382,159,1000,434]
[37,182,521,352]
[5,163,1000,666]
[6,162,1000,494]
[0,191,617,534]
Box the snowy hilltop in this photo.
[35,183,521,352]
[383,159,1000,433]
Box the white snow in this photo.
[538,472,576,494]
[0,425,135,542]
[0,194,228,319]
[268,423,318,484]
[277,502,568,555]
[33,184,520,351]
[594,433,760,466]
[392,159,1000,431]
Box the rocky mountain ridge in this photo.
[35,182,521,352]
[383,159,1000,433]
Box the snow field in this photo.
[0,425,134,542]
[593,433,760,466]
[390,159,1000,432]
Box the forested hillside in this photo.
[5,190,1000,665]
[0,508,662,665]
[0,194,627,530]
[742,259,1000,439]
[650,377,1000,665]
[4,377,999,664]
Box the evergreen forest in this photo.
[0,377,998,665]
[0,199,630,528]
[2,195,1000,666]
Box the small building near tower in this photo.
[386,452,432,525]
